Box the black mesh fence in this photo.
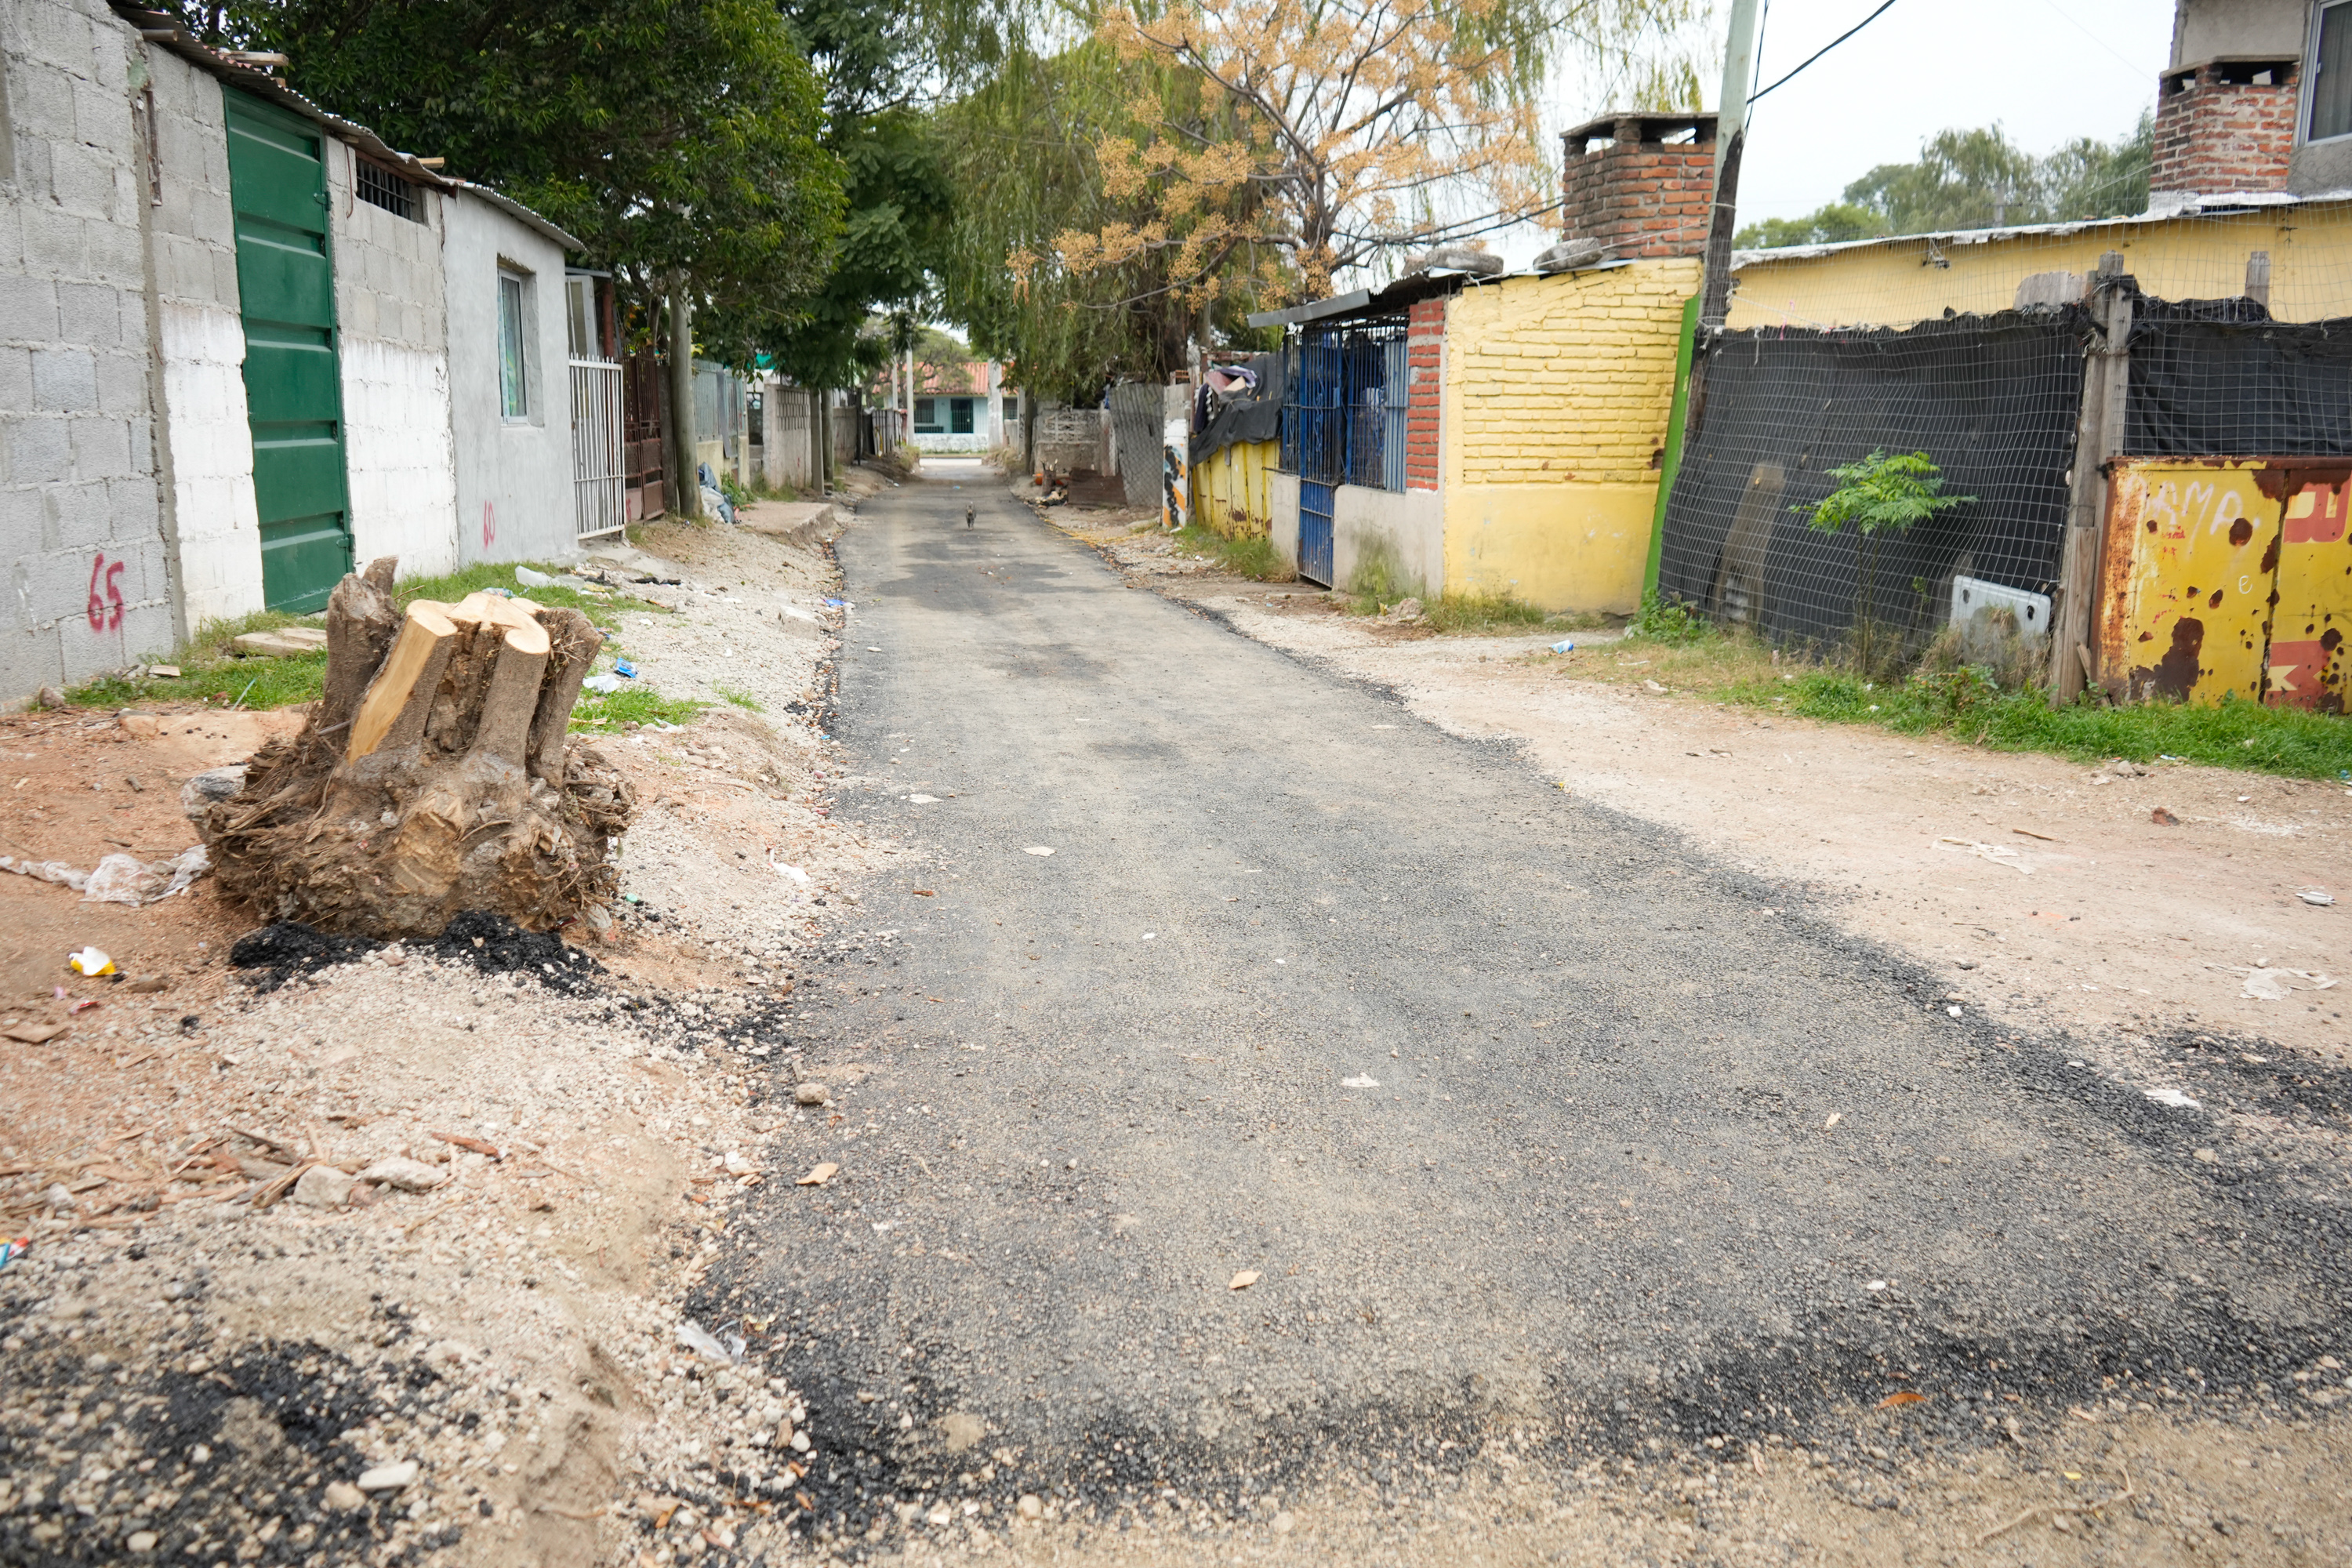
[2127,299,2352,457]
[1657,310,2088,650]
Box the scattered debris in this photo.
[2144,1087,2202,1109]
[2299,889,2335,906]
[2151,807,2181,826]
[67,946,114,977]
[1229,1270,1261,1290]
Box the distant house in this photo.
[1,0,611,702]
[909,361,1015,453]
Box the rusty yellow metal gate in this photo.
[2097,459,2352,710]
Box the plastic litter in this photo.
[582,673,621,695]
[2300,889,2336,906]
[82,845,209,906]
[1550,639,1575,654]
[515,564,558,589]
[67,946,116,977]
[0,1238,27,1273]
[0,855,91,893]
[1340,1074,1380,1088]
[2144,1087,2202,1109]
[676,1318,747,1363]
[614,659,639,678]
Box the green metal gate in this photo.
[226,91,351,613]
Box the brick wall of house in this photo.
[1405,297,1443,491]
[1444,258,1700,488]
[1560,117,1715,260]
[2152,64,2298,195]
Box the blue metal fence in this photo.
[1283,318,1409,492]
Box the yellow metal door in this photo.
[2098,461,2282,704]
[2264,471,2352,711]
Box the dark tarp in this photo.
[1192,350,1284,461]
[1657,310,2087,648]
[2126,299,2352,457]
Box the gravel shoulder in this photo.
[0,492,906,1568]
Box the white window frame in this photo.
[498,267,533,423]
[2307,0,2352,144]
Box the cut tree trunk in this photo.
[203,558,635,938]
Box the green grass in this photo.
[1173,524,1293,582]
[712,684,766,713]
[395,561,662,630]
[1734,670,2352,779]
[568,684,707,733]
[68,608,329,712]
[64,563,665,714]
[1423,590,1548,633]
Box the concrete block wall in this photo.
[144,41,259,635]
[0,0,173,696]
[332,144,458,576]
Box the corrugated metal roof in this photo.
[1730,190,2352,269]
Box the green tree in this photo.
[1737,113,2153,249]
[199,0,845,343]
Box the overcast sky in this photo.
[1730,0,2173,221]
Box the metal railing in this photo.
[570,358,626,540]
[1283,318,1409,491]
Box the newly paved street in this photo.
[709,471,2352,1542]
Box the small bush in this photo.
[1626,590,1713,645]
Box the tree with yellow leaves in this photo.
[1022,0,1704,310]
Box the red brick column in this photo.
[1406,298,1445,492]
[2151,64,2297,195]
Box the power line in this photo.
[1748,0,1905,103]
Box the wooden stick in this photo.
[471,608,553,767]
[528,606,601,783]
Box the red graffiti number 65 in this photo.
[87,554,125,633]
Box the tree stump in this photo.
[203,557,636,938]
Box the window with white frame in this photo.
[498,270,531,420]
[2314,1,2352,141]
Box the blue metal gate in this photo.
[1300,479,1335,586]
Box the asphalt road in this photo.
[706,471,2352,1541]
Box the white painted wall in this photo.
[1269,470,1300,573]
[143,42,259,634]
[1333,485,1443,599]
[331,144,457,575]
[441,191,572,568]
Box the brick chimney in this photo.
[1559,113,1717,260]
[2151,56,2299,200]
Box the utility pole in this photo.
[1698,0,1765,329]
[665,284,700,521]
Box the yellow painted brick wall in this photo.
[1443,260,1699,488]
[1439,260,1699,614]
[1728,201,2352,331]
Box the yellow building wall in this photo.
[1441,258,1699,613]
[1727,201,2352,332]
[1192,440,1276,539]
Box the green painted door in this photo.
[226,90,351,612]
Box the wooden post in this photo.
[2050,252,2133,704]
[666,285,700,521]
[1697,0,1764,331]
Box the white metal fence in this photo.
[570,358,625,540]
